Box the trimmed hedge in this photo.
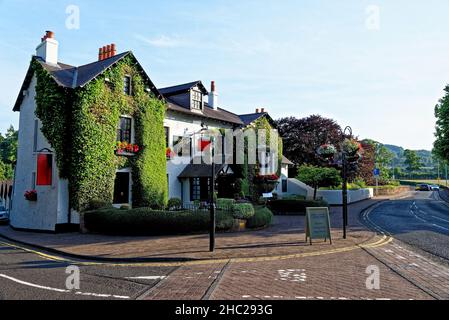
[246,206,273,229]
[269,199,328,215]
[233,203,255,219]
[84,208,234,236]
[216,198,236,210]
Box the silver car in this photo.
[0,205,8,223]
[430,185,440,191]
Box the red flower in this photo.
[134,145,140,153]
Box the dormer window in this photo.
[191,90,202,110]
[124,76,131,95]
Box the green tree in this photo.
[363,139,394,182]
[0,126,18,165]
[0,126,18,180]
[434,85,449,162]
[0,159,6,181]
[297,165,342,200]
[403,149,422,174]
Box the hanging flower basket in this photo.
[24,190,37,202]
[115,141,140,155]
[166,147,175,160]
[342,139,361,157]
[317,144,337,159]
[254,174,279,194]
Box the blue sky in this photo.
[1,0,449,150]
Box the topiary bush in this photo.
[269,199,328,215]
[167,198,182,211]
[246,206,273,229]
[233,203,255,219]
[216,198,236,210]
[84,207,235,236]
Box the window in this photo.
[191,90,202,110]
[31,172,36,189]
[36,154,52,186]
[190,178,211,202]
[282,179,288,193]
[164,127,170,148]
[33,119,38,152]
[124,76,131,95]
[191,178,201,201]
[117,117,132,143]
[173,136,192,157]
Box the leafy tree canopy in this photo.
[0,125,18,181]
[403,149,422,172]
[297,165,342,199]
[434,85,449,163]
[276,115,343,167]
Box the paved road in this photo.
[367,191,449,261]
[0,241,176,300]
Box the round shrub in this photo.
[167,198,182,210]
[233,203,255,220]
[246,206,273,229]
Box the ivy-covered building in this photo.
[10,31,295,232]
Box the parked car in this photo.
[0,205,8,224]
[430,185,440,191]
[416,184,431,191]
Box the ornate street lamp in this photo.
[317,126,363,240]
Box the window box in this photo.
[24,190,37,202]
[115,141,140,156]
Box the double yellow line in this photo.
[0,232,392,268]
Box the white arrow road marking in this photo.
[125,276,166,280]
[0,274,130,299]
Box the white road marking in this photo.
[125,276,166,280]
[0,273,130,299]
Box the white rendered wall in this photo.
[10,76,69,231]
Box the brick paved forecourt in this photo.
[0,200,382,262]
[2,195,449,300]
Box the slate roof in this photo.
[282,155,294,165]
[159,81,208,96]
[178,163,227,178]
[238,112,268,126]
[238,112,278,128]
[13,52,162,111]
[166,102,243,125]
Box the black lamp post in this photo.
[209,135,216,252]
[341,126,353,240]
[200,127,216,252]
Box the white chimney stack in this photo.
[209,81,218,110]
[36,31,58,65]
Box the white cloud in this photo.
[134,34,189,48]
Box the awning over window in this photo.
[178,163,233,179]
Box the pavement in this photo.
[1,190,449,300]
[0,199,383,262]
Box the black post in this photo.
[342,152,348,239]
[210,137,216,252]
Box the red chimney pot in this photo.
[256,108,260,113]
[111,43,117,57]
[211,81,216,92]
